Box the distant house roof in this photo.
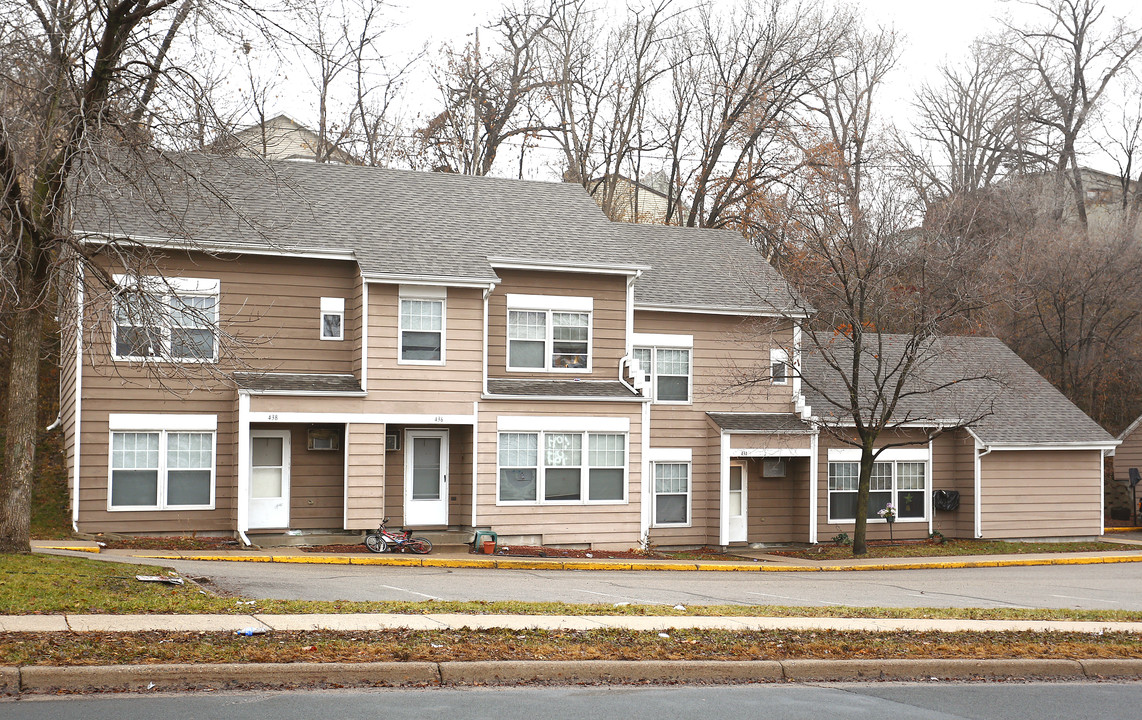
[486,379,641,400]
[210,114,357,164]
[77,155,802,315]
[707,413,813,433]
[800,334,1115,447]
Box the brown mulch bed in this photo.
[298,543,741,560]
[93,535,242,551]
[4,629,1141,666]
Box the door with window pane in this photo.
[404,430,449,526]
[250,430,290,529]
[728,462,747,542]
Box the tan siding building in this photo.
[62,158,1117,549]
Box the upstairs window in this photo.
[113,277,219,362]
[320,297,344,341]
[399,286,446,364]
[633,334,693,403]
[770,348,789,385]
[506,294,592,372]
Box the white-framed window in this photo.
[497,429,627,504]
[107,415,217,511]
[633,347,692,403]
[653,462,691,527]
[399,285,446,364]
[506,294,592,372]
[113,276,219,362]
[770,348,789,385]
[320,297,344,341]
[827,449,928,522]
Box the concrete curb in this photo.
[6,658,1142,694]
[127,552,1142,573]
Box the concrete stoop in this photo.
[5,659,1142,695]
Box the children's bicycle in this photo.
[364,518,433,554]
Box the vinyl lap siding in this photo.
[345,423,386,530]
[365,284,482,414]
[476,401,643,550]
[636,310,800,547]
[980,450,1102,538]
[487,270,628,381]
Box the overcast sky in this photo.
[256,0,1141,175]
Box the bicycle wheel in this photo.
[408,537,433,554]
[364,533,387,553]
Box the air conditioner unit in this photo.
[385,432,401,452]
[307,427,341,451]
[762,458,787,478]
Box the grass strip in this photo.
[4,554,1142,623]
[4,628,1141,666]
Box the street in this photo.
[103,554,1142,610]
[4,682,1142,719]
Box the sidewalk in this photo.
[32,538,1142,573]
[3,612,1141,634]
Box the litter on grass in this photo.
[135,575,184,585]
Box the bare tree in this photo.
[419,0,562,175]
[541,0,679,218]
[899,38,1052,210]
[656,0,848,232]
[771,22,1001,556]
[1005,0,1142,227]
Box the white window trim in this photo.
[320,297,345,341]
[496,429,628,506]
[111,274,220,363]
[825,447,931,524]
[398,288,447,366]
[633,344,693,405]
[770,348,789,385]
[497,416,630,433]
[107,421,217,512]
[651,460,692,528]
[506,294,593,373]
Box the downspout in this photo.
[72,267,85,533]
[975,441,991,539]
[46,415,62,432]
[482,282,496,396]
[237,391,252,546]
[808,429,819,544]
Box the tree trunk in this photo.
[851,448,873,556]
[0,296,46,554]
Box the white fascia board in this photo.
[78,231,358,262]
[363,273,498,288]
[979,442,1120,451]
[632,332,693,348]
[506,293,593,312]
[488,257,649,276]
[634,303,811,319]
[109,413,218,431]
[732,448,813,458]
[829,447,929,462]
[248,411,476,425]
[482,394,649,403]
[646,447,693,463]
[497,415,630,433]
[243,390,368,397]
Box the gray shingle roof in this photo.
[707,413,813,432]
[233,372,364,394]
[77,155,797,314]
[486,378,641,399]
[800,334,1114,446]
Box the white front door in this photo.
[728,462,747,542]
[404,429,449,526]
[250,430,291,529]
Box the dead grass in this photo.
[3,628,1140,666]
[773,538,1140,561]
